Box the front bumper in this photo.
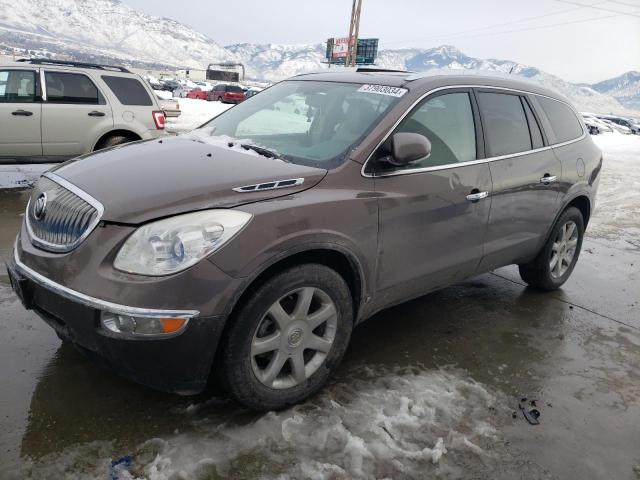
[7,247,225,394]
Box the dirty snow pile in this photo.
[11,367,504,480]
[165,98,232,134]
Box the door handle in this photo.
[88,111,106,117]
[540,174,558,184]
[466,190,489,202]
[12,110,33,116]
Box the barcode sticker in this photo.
[358,84,408,97]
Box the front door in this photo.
[368,89,492,307]
[0,68,42,160]
[41,70,113,157]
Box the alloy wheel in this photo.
[549,220,579,279]
[250,287,338,389]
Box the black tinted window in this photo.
[392,92,477,169]
[537,96,583,143]
[477,92,531,156]
[227,85,243,93]
[101,76,152,106]
[45,72,101,104]
[522,98,544,149]
[0,70,37,103]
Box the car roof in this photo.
[290,69,571,104]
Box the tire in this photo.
[218,96,223,102]
[218,264,353,411]
[96,135,132,151]
[519,207,584,291]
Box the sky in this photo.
[124,0,640,83]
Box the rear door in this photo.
[476,89,562,271]
[42,70,113,157]
[369,89,493,307]
[0,68,42,160]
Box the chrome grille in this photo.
[26,173,104,253]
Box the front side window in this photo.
[45,72,101,104]
[477,92,532,157]
[387,92,477,170]
[0,70,37,103]
[537,96,583,144]
[198,80,402,168]
[101,76,152,106]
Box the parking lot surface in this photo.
[0,134,638,479]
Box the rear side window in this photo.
[477,92,532,157]
[45,72,102,104]
[227,85,243,93]
[537,96,583,144]
[101,75,152,106]
[392,91,477,169]
[522,98,544,149]
[0,70,37,103]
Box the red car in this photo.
[186,87,208,100]
[207,84,246,103]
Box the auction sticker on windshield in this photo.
[358,84,408,97]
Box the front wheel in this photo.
[218,264,353,411]
[519,207,584,290]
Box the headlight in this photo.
[114,210,252,276]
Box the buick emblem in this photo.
[33,192,47,220]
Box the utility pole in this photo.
[345,0,362,67]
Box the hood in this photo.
[52,137,327,224]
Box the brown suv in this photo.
[6,70,602,410]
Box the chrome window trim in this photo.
[25,172,105,253]
[361,84,586,178]
[13,242,199,319]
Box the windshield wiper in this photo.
[239,143,282,160]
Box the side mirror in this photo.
[383,132,431,167]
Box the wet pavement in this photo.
[1,134,639,479]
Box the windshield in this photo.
[198,80,402,168]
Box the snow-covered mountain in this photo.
[0,0,636,115]
[228,43,637,115]
[0,0,233,69]
[592,71,640,111]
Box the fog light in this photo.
[101,312,187,336]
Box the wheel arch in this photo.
[566,194,591,226]
[223,245,366,327]
[93,129,142,151]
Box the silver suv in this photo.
[0,59,167,163]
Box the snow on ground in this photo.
[11,367,504,479]
[153,89,173,100]
[590,132,640,243]
[165,98,233,134]
[0,164,53,189]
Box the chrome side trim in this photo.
[39,68,47,101]
[361,84,586,178]
[25,172,105,253]
[232,178,304,193]
[13,243,199,319]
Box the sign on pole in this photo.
[331,37,351,59]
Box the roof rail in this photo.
[355,67,412,74]
[16,58,131,73]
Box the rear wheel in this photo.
[95,134,133,151]
[519,207,584,290]
[218,264,353,411]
